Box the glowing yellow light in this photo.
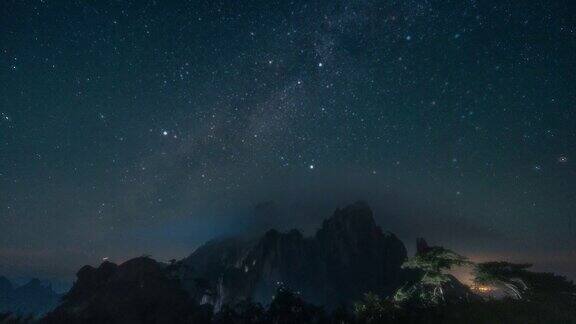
[472,285,494,293]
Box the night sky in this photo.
[1,0,575,284]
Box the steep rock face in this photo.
[180,201,408,309]
[45,257,210,324]
[315,202,408,306]
[0,276,60,315]
[239,229,320,305]
[180,230,317,310]
[175,237,256,308]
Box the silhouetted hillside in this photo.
[0,277,60,316]
[44,258,211,324]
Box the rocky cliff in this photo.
[179,201,409,309]
[45,201,412,322]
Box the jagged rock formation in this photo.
[416,237,431,255]
[0,276,60,315]
[44,201,415,322]
[178,201,409,309]
[44,257,211,324]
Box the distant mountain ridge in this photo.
[0,276,60,315]
[44,201,482,323]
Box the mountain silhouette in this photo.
[178,201,409,309]
[44,202,495,323]
[0,276,60,316]
[45,202,415,322]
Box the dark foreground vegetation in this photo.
[1,282,575,324]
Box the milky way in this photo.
[0,0,575,281]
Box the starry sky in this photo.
[1,0,575,283]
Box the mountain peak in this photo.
[324,201,377,228]
[176,201,408,309]
[0,276,59,316]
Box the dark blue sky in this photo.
[1,0,575,282]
